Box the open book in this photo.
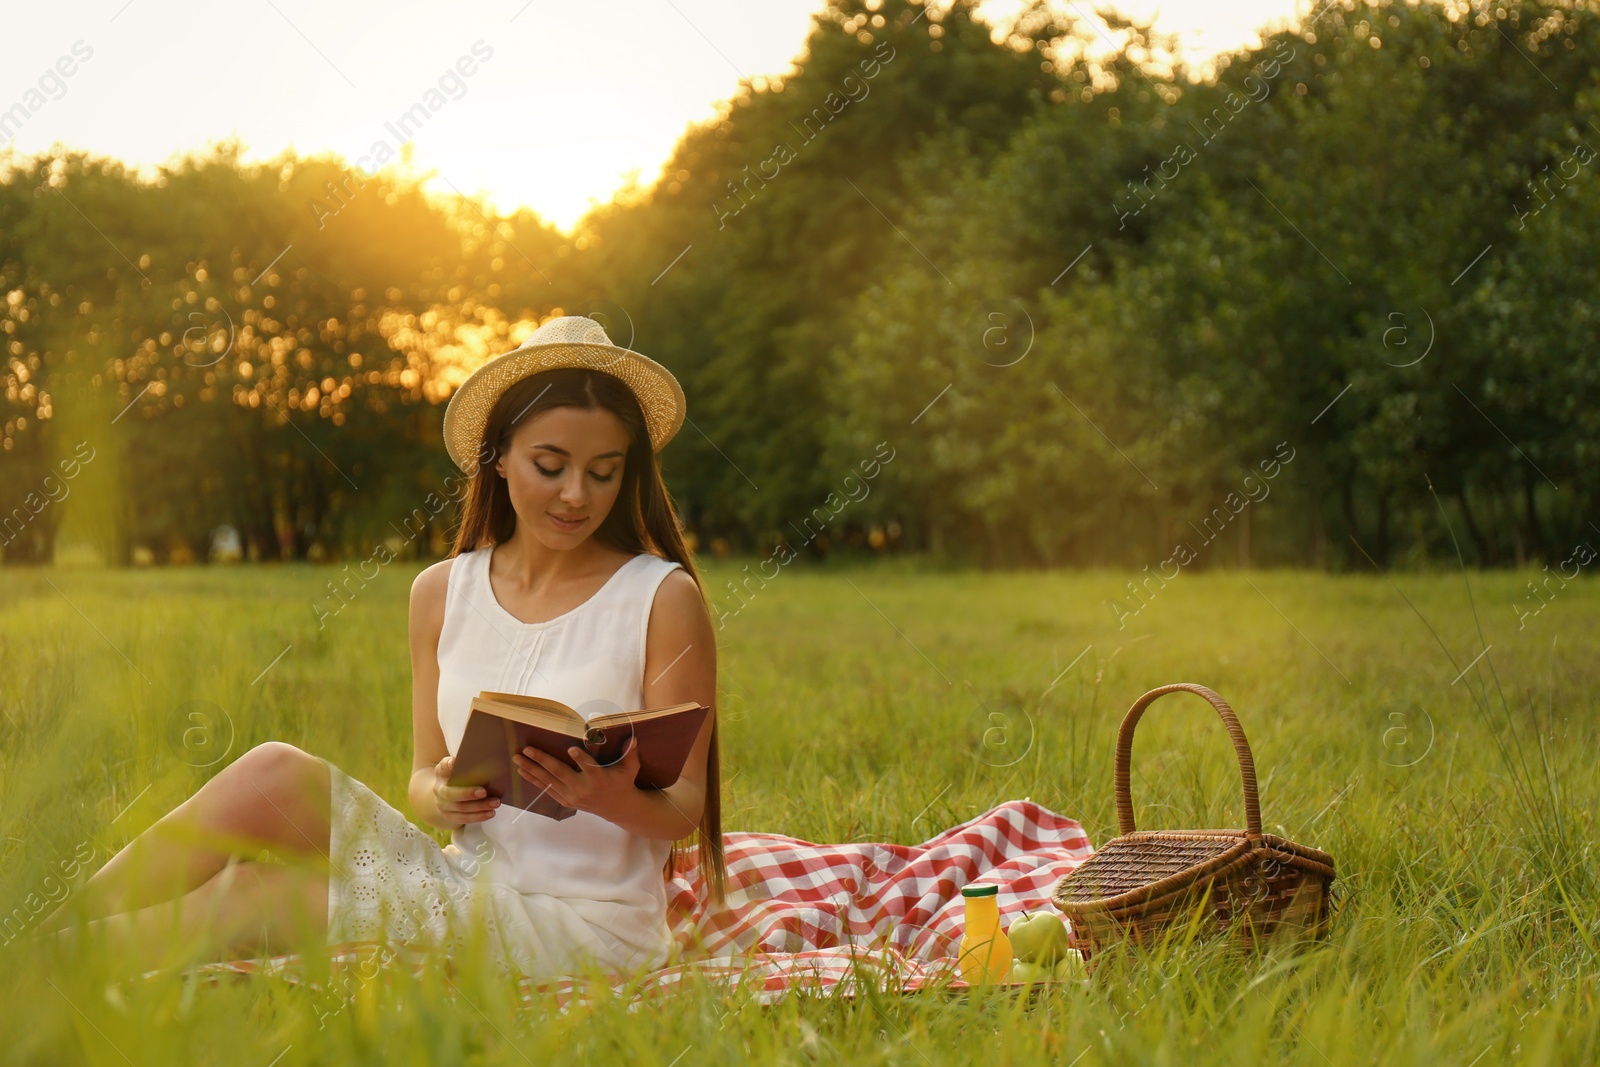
[447,691,711,821]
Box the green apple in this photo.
[1052,953,1085,980]
[1007,910,1070,965]
[1008,960,1052,984]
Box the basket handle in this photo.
[1114,682,1262,840]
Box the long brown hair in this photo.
[449,366,727,907]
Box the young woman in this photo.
[45,316,727,979]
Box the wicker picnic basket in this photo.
[1050,683,1335,960]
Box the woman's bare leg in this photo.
[43,742,332,930]
[55,859,329,974]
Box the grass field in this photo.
[1,557,1597,1065]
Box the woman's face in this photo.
[494,405,631,548]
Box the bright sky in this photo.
[4,0,1308,235]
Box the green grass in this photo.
[2,557,1597,1064]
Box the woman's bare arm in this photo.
[594,567,719,840]
[406,559,500,831]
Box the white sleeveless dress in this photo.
[318,545,686,979]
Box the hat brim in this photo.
[441,341,686,473]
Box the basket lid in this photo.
[1053,832,1253,907]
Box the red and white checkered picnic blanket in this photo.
[171,799,1093,1006]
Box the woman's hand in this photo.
[431,754,501,825]
[514,736,642,822]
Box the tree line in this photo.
[2,0,1595,570]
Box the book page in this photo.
[586,701,706,730]
[473,693,584,734]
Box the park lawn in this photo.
[0,558,1596,1065]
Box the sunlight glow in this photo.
[3,0,1307,233]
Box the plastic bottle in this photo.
[957,883,1013,984]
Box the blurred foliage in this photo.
[2,0,1596,569]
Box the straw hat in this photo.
[441,315,686,473]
